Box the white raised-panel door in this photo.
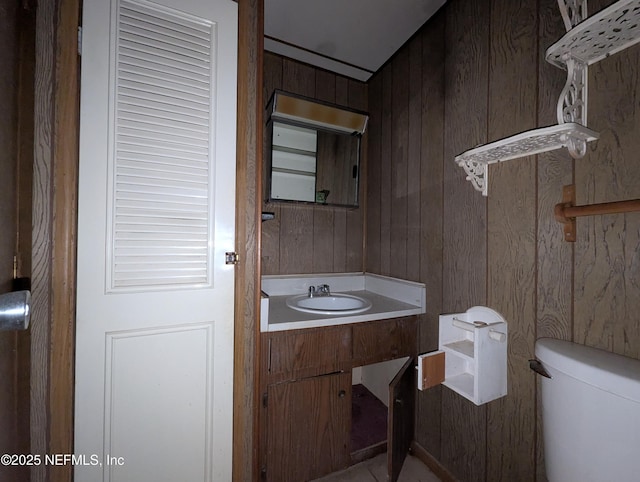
[75,0,237,480]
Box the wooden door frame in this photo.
[30,1,79,480]
[31,0,262,481]
[234,0,263,480]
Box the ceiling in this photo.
[264,0,447,82]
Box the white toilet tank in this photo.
[535,338,640,482]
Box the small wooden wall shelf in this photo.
[555,184,640,242]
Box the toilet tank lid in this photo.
[535,338,640,403]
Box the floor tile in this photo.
[396,455,442,482]
[312,461,378,482]
[313,453,440,482]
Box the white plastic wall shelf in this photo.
[439,306,508,405]
[546,0,640,68]
[455,0,640,196]
[455,123,599,196]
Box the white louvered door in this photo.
[75,0,237,480]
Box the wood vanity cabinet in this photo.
[352,317,417,366]
[266,372,352,481]
[266,325,352,384]
[260,317,418,482]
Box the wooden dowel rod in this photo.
[560,198,640,219]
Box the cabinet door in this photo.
[388,357,415,482]
[267,372,351,481]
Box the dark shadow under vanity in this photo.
[351,383,387,452]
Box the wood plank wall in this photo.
[364,0,640,480]
[261,52,367,275]
[440,1,489,477]
[486,0,538,478]
[575,0,640,359]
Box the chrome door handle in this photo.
[0,290,31,330]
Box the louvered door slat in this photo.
[120,4,211,40]
[116,95,209,119]
[109,0,214,290]
[117,107,210,131]
[119,63,209,90]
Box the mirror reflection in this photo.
[268,121,361,206]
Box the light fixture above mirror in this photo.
[270,90,368,134]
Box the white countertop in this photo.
[261,272,426,332]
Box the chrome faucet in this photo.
[308,284,330,298]
[317,284,330,296]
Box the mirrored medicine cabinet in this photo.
[265,90,369,207]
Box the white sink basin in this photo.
[286,293,372,315]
